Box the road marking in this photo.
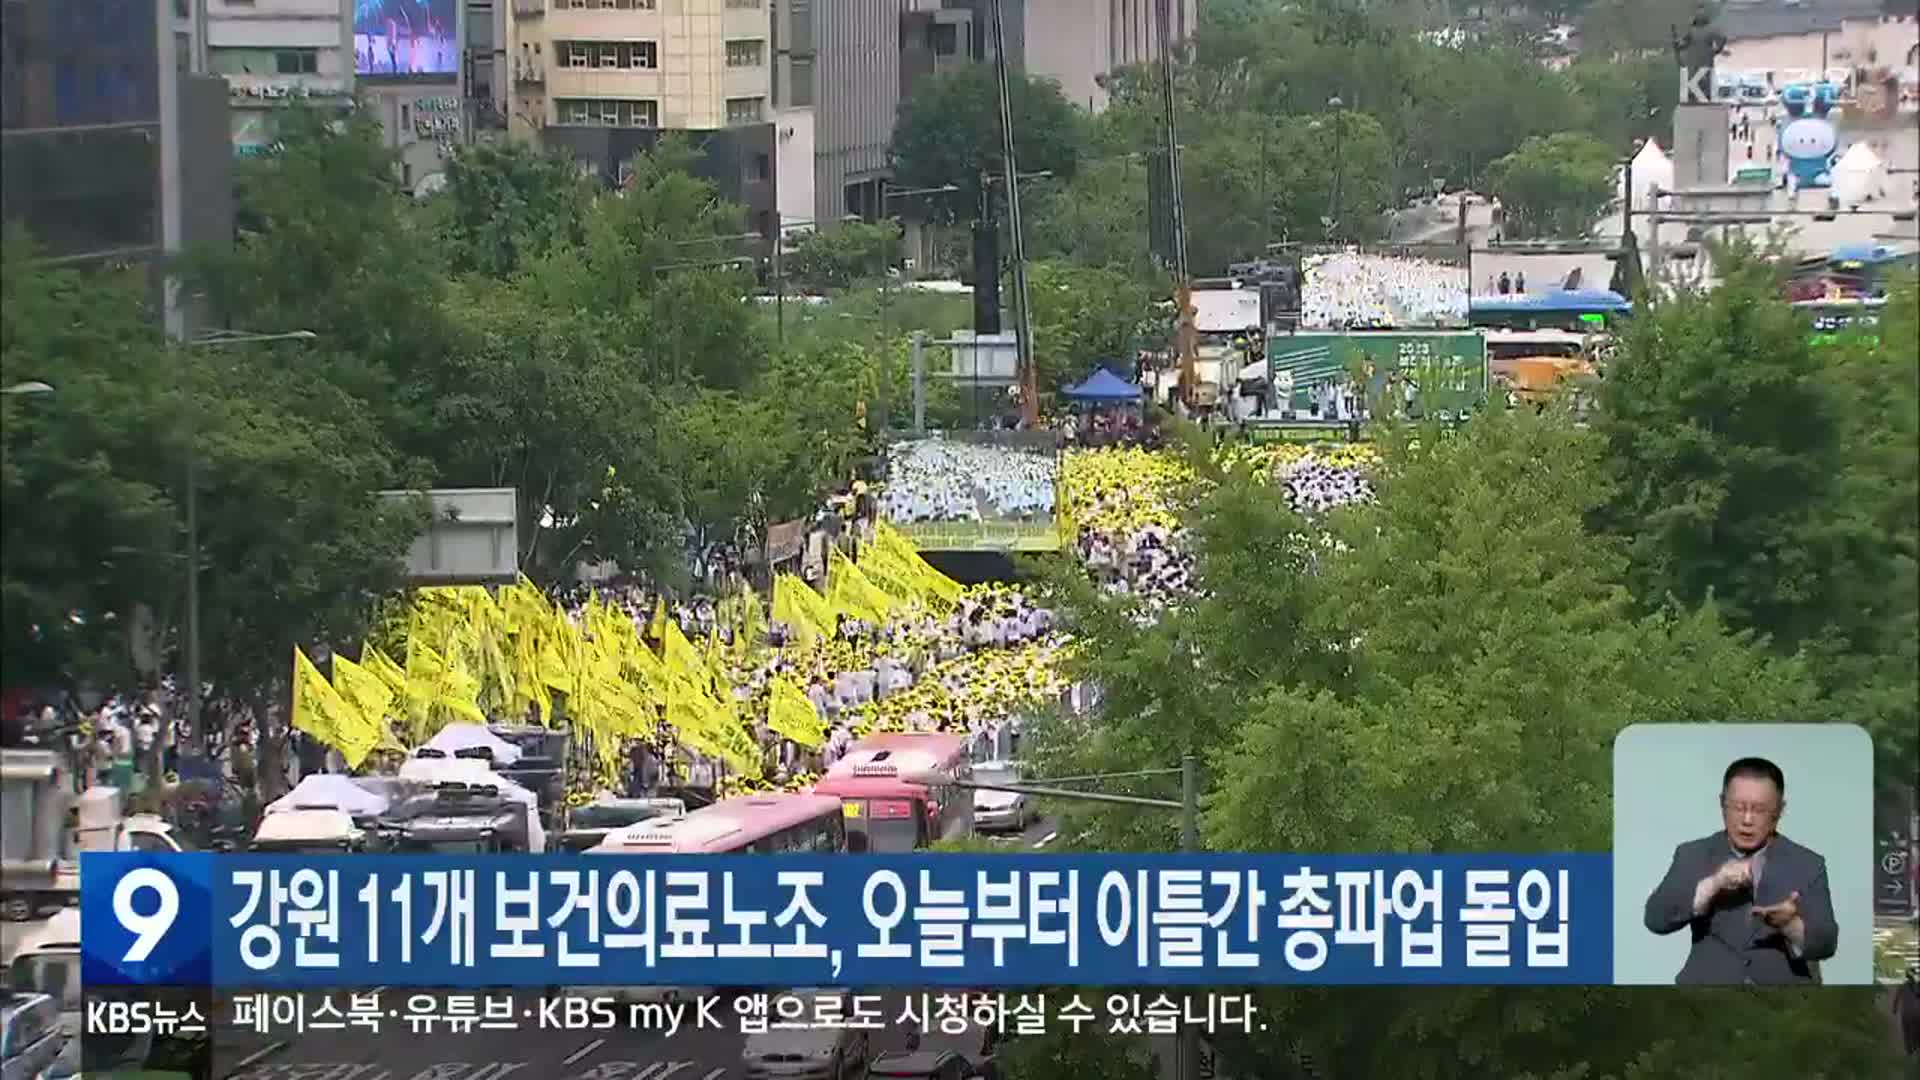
[563,1039,606,1067]
[230,1040,290,1070]
[1032,831,1057,849]
[700,1069,727,1080]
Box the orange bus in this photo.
[810,732,975,853]
[588,792,846,854]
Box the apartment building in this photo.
[505,0,775,133]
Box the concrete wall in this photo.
[773,105,815,228]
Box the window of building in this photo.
[556,97,656,127]
[595,0,655,7]
[275,49,318,75]
[726,0,762,7]
[560,41,656,69]
[931,23,958,56]
[725,96,763,124]
[725,39,764,67]
[468,3,494,49]
[748,152,770,182]
[788,57,814,107]
[401,102,411,128]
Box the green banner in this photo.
[1267,332,1488,418]
[892,519,1062,552]
[1245,421,1359,445]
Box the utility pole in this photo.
[911,331,927,435]
[989,0,1038,428]
[1156,0,1195,412]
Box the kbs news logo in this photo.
[1678,67,1851,105]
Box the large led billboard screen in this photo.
[354,0,459,78]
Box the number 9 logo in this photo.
[112,868,180,964]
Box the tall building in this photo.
[3,0,173,261]
[504,0,798,247]
[902,0,1196,113]
[203,0,357,156]
[505,0,775,133]
[787,0,897,223]
[3,0,229,337]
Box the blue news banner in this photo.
[81,853,1613,988]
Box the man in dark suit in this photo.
[1643,756,1839,984]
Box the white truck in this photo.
[0,749,188,922]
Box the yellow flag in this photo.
[773,574,835,645]
[767,675,826,749]
[649,596,668,642]
[662,620,705,687]
[361,645,408,697]
[738,588,766,656]
[332,655,406,757]
[826,549,894,623]
[293,647,380,768]
[873,520,961,606]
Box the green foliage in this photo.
[1488,131,1620,239]
[890,66,1085,224]
[1596,267,1919,794]
[1026,261,1157,390]
[1,226,421,706]
[782,221,902,292]
[1027,406,1895,1077]
[437,141,594,279]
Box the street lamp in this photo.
[2,381,55,396]
[177,328,318,767]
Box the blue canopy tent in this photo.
[1062,368,1143,402]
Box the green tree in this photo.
[427,275,684,581]
[1,227,421,768]
[781,221,902,292]
[1591,257,1842,647]
[193,104,450,426]
[1488,131,1619,239]
[890,66,1085,225]
[1026,260,1156,391]
[1596,266,1918,794]
[436,140,595,279]
[1021,409,1895,1078]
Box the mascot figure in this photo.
[1778,82,1839,191]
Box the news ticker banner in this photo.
[82,853,1612,988]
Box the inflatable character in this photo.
[1777,83,1839,190]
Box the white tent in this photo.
[266,774,392,818]
[1831,142,1888,207]
[423,722,523,766]
[1621,141,1673,211]
[398,755,546,853]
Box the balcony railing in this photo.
[513,57,545,83]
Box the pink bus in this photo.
[811,732,974,853]
[588,792,846,855]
